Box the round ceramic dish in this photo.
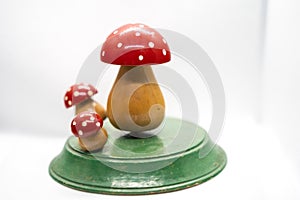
[49,118,226,195]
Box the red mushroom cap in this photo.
[100,23,171,66]
[71,111,103,138]
[64,83,98,108]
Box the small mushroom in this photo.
[64,83,106,119]
[101,23,171,132]
[71,111,108,151]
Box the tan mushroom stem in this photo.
[75,98,106,120]
[107,65,165,132]
[78,128,108,151]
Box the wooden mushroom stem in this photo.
[78,128,108,151]
[107,65,165,132]
[76,98,106,120]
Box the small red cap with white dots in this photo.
[100,23,171,66]
[64,83,98,108]
[71,111,103,138]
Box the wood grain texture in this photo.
[78,128,108,151]
[107,65,165,132]
[75,98,106,120]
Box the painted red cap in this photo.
[64,83,98,108]
[100,23,171,66]
[71,111,103,138]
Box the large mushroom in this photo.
[64,83,106,119]
[71,111,108,151]
[101,23,171,132]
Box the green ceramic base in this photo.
[49,118,226,195]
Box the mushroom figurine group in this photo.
[101,23,171,133]
[62,23,171,150]
[64,83,108,151]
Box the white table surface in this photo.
[1,118,299,200]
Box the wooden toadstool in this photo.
[64,83,106,119]
[71,111,107,151]
[100,23,171,132]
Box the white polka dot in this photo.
[135,32,141,36]
[67,88,72,92]
[113,30,118,34]
[102,51,105,57]
[74,91,79,97]
[96,122,101,127]
[87,90,93,96]
[162,49,167,56]
[162,38,167,44]
[148,42,154,48]
[82,122,87,127]
[90,117,95,121]
[64,96,68,101]
[139,24,144,28]
[68,100,72,106]
[138,55,143,61]
[78,130,83,136]
[72,121,76,126]
[117,42,122,48]
[80,113,89,118]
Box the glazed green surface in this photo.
[49,118,227,195]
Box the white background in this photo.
[0,0,300,199]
